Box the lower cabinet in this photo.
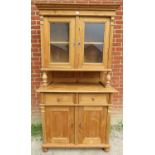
[43,105,108,146]
[44,106,75,144]
[77,106,108,145]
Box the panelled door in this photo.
[78,17,111,70]
[77,106,108,145]
[43,17,75,69]
[44,106,75,144]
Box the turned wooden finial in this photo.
[111,16,115,26]
[106,72,111,87]
[42,71,48,86]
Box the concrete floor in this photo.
[31,131,122,155]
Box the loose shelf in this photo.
[37,82,117,93]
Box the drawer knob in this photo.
[57,98,61,102]
[92,98,95,101]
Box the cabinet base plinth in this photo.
[42,143,110,149]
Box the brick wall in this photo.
[31,0,123,120]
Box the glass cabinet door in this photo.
[78,18,110,69]
[84,23,104,63]
[50,23,69,63]
[43,17,75,69]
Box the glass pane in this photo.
[84,44,103,63]
[50,44,69,63]
[85,23,104,42]
[50,23,69,42]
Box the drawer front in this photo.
[44,93,74,105]
[79,93,108,104]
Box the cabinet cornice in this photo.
[35,2,120,11]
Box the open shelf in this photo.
[37,82,117,93]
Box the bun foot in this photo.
[42,147,48,152]
[104,148,110,152]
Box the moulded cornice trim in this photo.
[35,2,120,11]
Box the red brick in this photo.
[115,29,123,33]
[114,25,122,29]
[32,35,40,39]
[32,39,39,43]
[34,77,42,81]
[32,65,40,69]
[114,34,122,38]
[33,61,41,65]
[32,57,39,62]
[31,11,35,16]
[115,20,123,24]
[116,47,123,51]
[31,4,38,10]
[32,47,40,51]
[114,38,122,43]
[32,74,41,78]
[31,25,40,29]
[116,11,123,15]
[31,16,40,20]
[33,53,41,57]
[31,30,37,34]
[31,21,36,25]
[32,43,40,48]
[115,16,122,20]
[36,21,40,25]
[113,43,122,46]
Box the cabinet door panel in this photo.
[43,17,75,69]
[78,17,110,70]
[78,106,107,144]
[45,106,74,144]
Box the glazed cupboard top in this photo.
[42,17,110,70]
[36,3,119,71]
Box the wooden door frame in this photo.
[78,17,111,69]
[43,17,75,69]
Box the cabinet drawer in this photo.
[44,93,74,105]
[79,94,108,104]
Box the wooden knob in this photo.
[71,123,74,128]
[57,98,60,102]
[92,98,95,101]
